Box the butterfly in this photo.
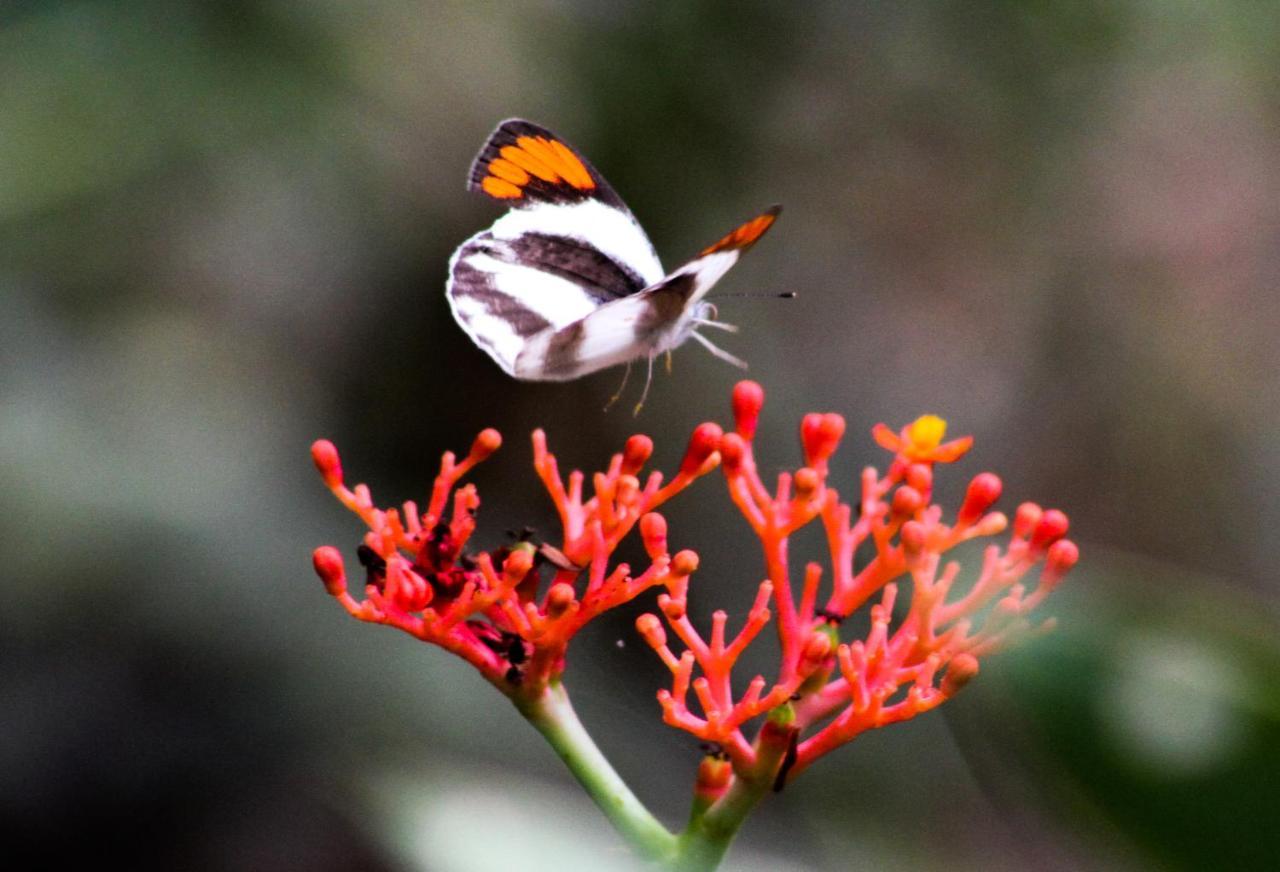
[446,118,781,411]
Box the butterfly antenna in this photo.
[603,360,633,412]
[633,354,656,416]
[691,330,748,370]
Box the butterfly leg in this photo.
[691,330,748,370]
[633,354,656,416]
[665,350,673,374]
[693,317,739,333]
[603,360,633,412]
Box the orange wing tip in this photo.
[499,135,596,191]
[700,205,782,255]
[481,176,523,199]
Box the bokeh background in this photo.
[3,2,1278,870]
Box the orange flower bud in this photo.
[793,467,819,497]
[635,613,666,646]
[468,428,502,462]
[546,582,576,617]
[671,550,699,577]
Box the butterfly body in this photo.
[446,119,779,388]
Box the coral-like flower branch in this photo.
[638,381,1079,785]
[309,423,721,699]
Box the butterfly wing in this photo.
[513,206,781,380]
[448,119,665,376]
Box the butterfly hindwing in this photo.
[513,207,781,380]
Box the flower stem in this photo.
[672,775,771,872]
[517,682,678,864]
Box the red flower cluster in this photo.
[309,382,1077,789]
[309,424,720,696]
[636,382,1078,782]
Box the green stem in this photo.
[517,682,678,864]
[671,776,771,872]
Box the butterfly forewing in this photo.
[448,119,665,376]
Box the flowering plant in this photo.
[309,382,1077,870]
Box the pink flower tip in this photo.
[1031,509,1070,551]
[621,434,654,474]
[681,423,723,475]
[311,546,346,596]
[801,413,846,465]
[732,380,765,439]
[959,472,1003,524]
[468,428,502,462]
[310,440,343,488]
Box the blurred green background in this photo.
[3,2,1278,870]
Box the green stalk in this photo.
[517,682,678,864]
[670,776,771,872]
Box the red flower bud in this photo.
[719,432,746,473]
[732,380,765,439]
[310,440,343,488]
[1041,538,1079,587]
[312,546,346,596]
[681,423,723,475]
[801,413,845,465]
[906,463,933,493]
[1031,509,1069,551]
[891,485,924,517]
[621,434,654,475]
[958,472,1002,524]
